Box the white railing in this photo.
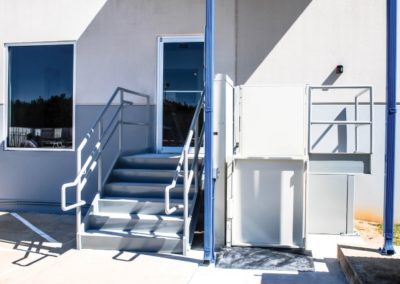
[308,85,373,154]
[61,87,150,249]
[164,91,205,255]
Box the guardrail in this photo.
[164,91,205,255]
[61,87,150,249]
[308,85,373,155]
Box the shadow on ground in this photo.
[0,212,75,267]
[112,250,201,264]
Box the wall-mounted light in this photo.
[336,65,344,74]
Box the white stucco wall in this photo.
[236,0,388,102]
[76,0,236,105]
[0,0,108,103]
[75,0,204,105]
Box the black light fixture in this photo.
[336,65,344,74]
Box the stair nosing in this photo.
[89,211,185,222]
[104,182,192,188]
[83,229,183,240]
[99,196,188,203]
[112,168,177,173]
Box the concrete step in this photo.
[337,244,400,284]
[103,182,195,199]
[81,151,201,254]
[117,153,202,170]
[110,169,181,183]
[87,212,184,235]
[98,197,193,216]
[81,230,183,253]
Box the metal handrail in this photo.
[164,91,205,254]
[61,87,150,249]
[308,85,373,154]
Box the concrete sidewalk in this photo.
[0,212,365,284]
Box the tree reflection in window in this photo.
[8,44,73,149]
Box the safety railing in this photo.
[164,91,205,255]
[308,85,373,154]
[61,87,150,249]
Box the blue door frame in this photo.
[381,0,397,256]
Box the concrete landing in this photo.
[0,211,358,283]
[338,244,400,284]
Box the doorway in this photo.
[156,36,204,152]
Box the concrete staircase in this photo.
[80,153,201,253]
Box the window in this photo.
[7,44,74,149]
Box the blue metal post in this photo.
[381,0,397,256]
[204,0,215,263]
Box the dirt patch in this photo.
[354,219,384,246]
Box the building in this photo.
[0,0,398,260]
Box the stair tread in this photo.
[99,196,188,203]
[89,211,185,222]
[98,197,196,214]
[104,182,189,188]
[113,168,177,173]
[84,229,183,240]
[120,153,202,159]
[122,153,180,158]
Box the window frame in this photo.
[3,41,76,152]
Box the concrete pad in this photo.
[0,212,76,284]
[0,212,367,284]
[306,234,364,259]
[191,260,346,284]
[18,212,76,244]
[338,244,400,284]
[22,250,200,284]
[0,212,46,250]
[190,266,265,284]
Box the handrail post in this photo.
[76,148,82,249]
[370,87,374,154]
[194,118,199,191]
[147,96,150,149]
[308,87,312,154]
[119,89,123,153]
[98,119,103,193]
[183,148,189,255]
[355,96,359,153]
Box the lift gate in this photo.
[213,79,373,248]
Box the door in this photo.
[157,36,204,152]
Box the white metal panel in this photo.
[231,159,305,247]
[308,174,354,234]
[239,85,306,158]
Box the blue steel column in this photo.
[204,0,215,263]
[381,0,397,256]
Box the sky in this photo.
[9,44,73,102]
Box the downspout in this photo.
[204,0,215,263]
[381,0,397,256]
